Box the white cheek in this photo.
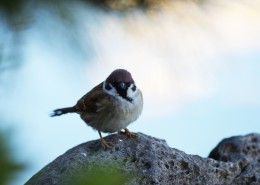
[127,84,138,98]
[102,82,118,96]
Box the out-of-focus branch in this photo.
[0,0,208,30]
[0,0,208,73]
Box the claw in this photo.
[100,138,113,149]
[120,128,137,138]
[98,131,113,149]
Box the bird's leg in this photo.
[119,128,137,138]
[98,131,113,149]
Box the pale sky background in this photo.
[0,0,260,184]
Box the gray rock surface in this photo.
[209,133,260,184]
[26,133,260,185]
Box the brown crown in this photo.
[106,69,134,83]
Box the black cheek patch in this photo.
[105,83,112,91]
[131,85,136,91]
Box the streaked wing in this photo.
[75,82,106,113]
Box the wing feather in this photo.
[75,82,106,113]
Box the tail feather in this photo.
[50,107,77,117]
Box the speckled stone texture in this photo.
[26,133,260,185]
[209,133,260,184]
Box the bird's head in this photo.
[103,69,138,102]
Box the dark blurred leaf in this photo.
[0,0,31,31]
[0,129,25,185]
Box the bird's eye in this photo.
[105,83,112,90]
[119,82,126,89]
[131,84,136,91]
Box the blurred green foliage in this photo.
[69,163,131,185]
[0,129,25,185]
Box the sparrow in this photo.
[50,69,143,148]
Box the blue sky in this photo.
[1,0,260,184]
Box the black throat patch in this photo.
[113,82,133,103]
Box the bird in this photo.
[50,69,143,148]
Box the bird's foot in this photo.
[100,138,113,149]
[119,128,137,138]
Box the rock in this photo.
[209,133,260,185]
[25,133,260,185]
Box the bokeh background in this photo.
[0,0,260,184]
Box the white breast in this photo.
[98,87,143,133]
